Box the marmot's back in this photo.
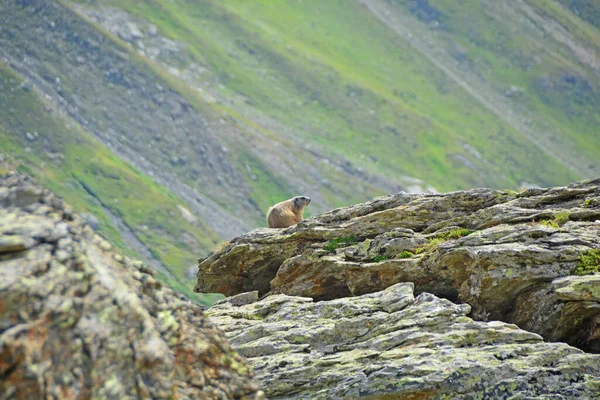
[266,196,311,228]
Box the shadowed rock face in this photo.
[208,283,600,400]
[0,173,264,399]
[197,179,600,352]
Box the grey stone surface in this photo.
[198,178,600,351]
[0,173,264,400]
[208,283,600,399]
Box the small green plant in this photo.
[571,249,600,275]
[411,229,472,255]
[540,220,558,228]
[554,212,570,225]
[437,228,473,240]
[371,254,389,262]
[540,212,570,228]
[583,198,599,208]
[323,235,358,252]
[398,250,414,258]
[413,237,446,254]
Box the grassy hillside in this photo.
[557,0,600,28]
[382,0,600,170]
[82,0,594,191]
[0,63,222,305]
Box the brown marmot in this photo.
[266,196,311,228]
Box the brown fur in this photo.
[266,196,311,228]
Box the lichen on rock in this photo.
[197,178,600,352]
[0,173,264,399]
[207,283,600,399]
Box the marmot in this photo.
[266,196,311,228]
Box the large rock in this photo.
[207,283,600,399]
[196,179,600,351]
[0,173,264,399]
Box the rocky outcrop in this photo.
[197,179,600,352]
[0,173,264,399]
[208,283,600,399]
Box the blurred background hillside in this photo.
[1,0,598,304]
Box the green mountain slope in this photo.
[70,0,595,189]
[1,0,598,303]
[369,0,600,176]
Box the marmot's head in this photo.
[292,196,311,210]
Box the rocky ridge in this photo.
[208,283,600,399]
[197,179,600,352]
[0,173,263,399]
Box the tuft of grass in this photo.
[554,212,570,226]
[436,228,474,240]
[323,235,358,252]
[583,198,599,208]
[540,212,570,228]
[539,220,557,228]
[371,254,390,263]
[398,250,415,259]
[368,249,413,262]
[411,228,472,255]
[571,249,600,276]
[413,237,446,254]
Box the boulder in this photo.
[0,173,264,399]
